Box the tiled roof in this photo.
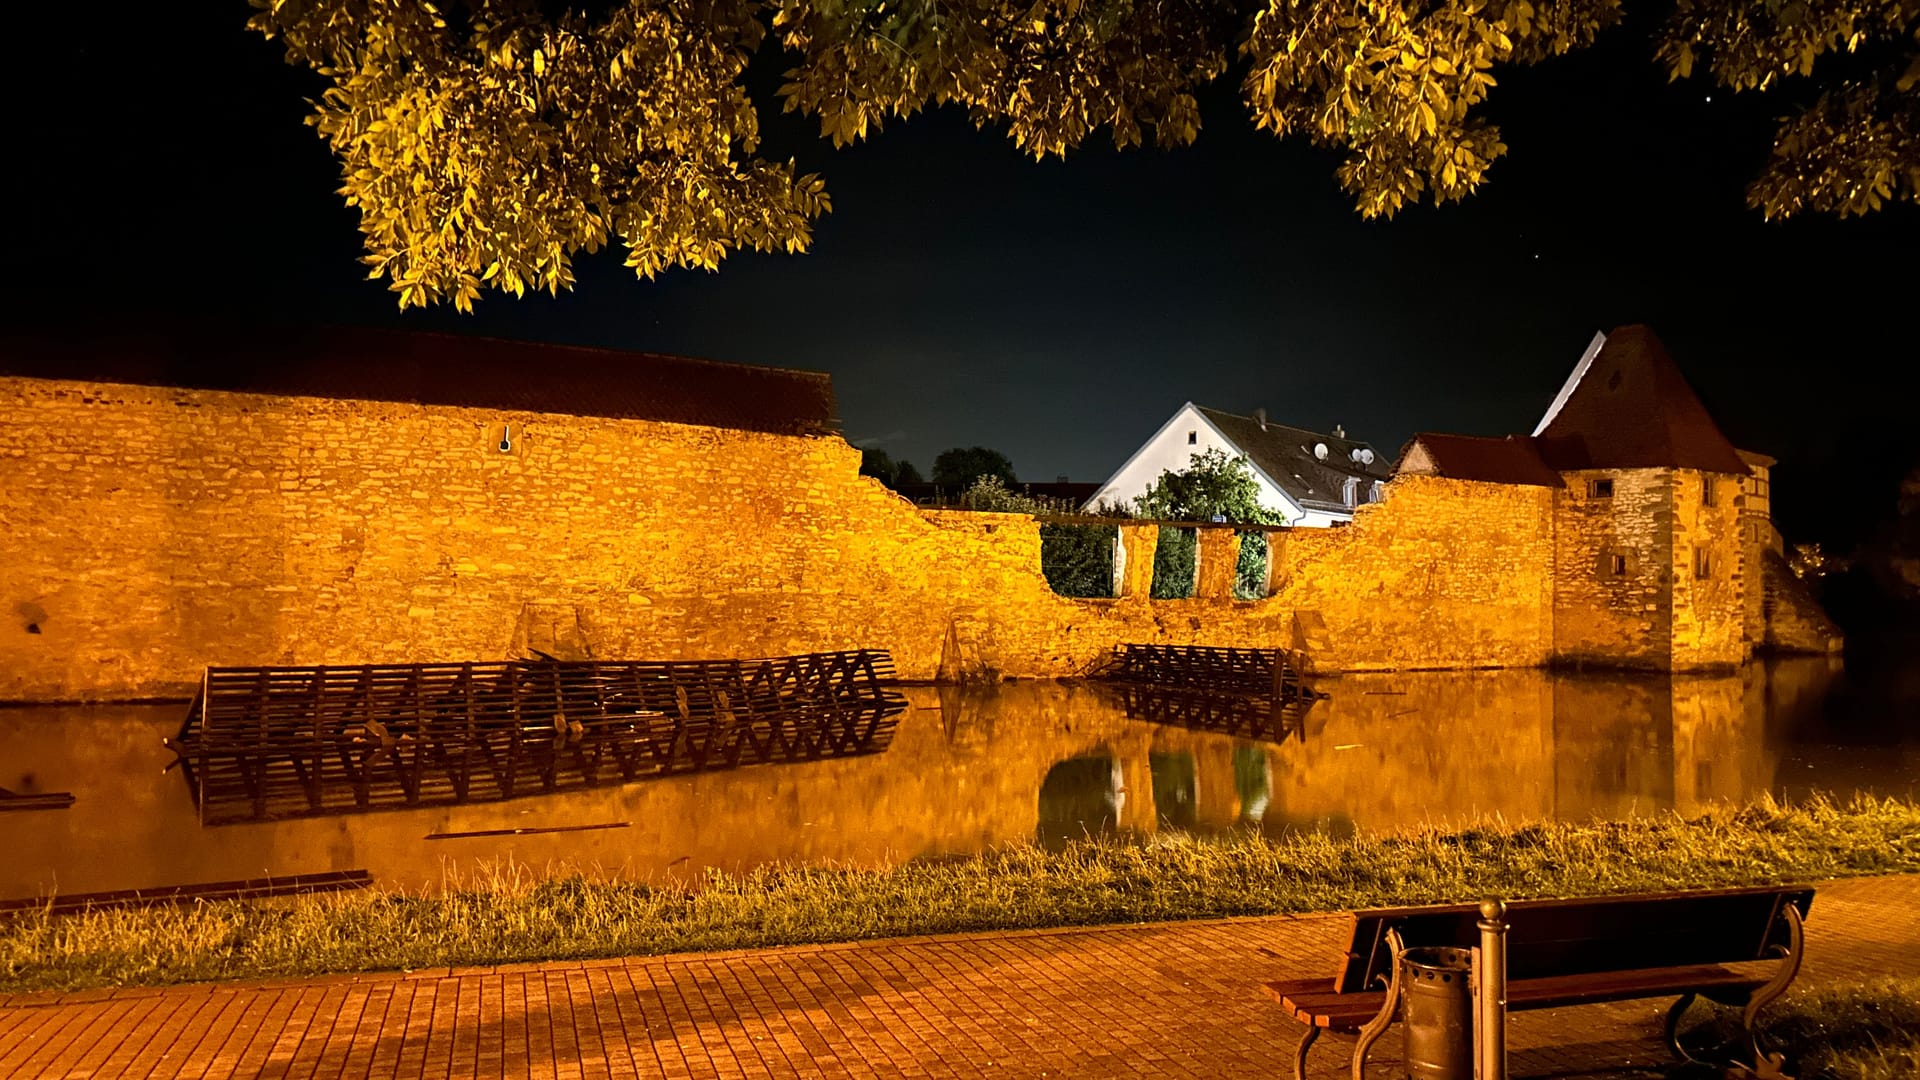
[1532,325,1748,475]
[1196,407,1393,513]
[1396,433,1566,488]
[0,325,838,437]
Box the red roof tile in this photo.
[1396,433,1566,487]
[1532,325,1748,475]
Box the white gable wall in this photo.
[1083,402,1315,524]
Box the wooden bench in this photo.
[1262,885,1813,1079]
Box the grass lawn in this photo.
[3,793,1918,994]
[1686,976,1920,1080]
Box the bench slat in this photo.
[1335,887,1812,993]
[1264,963,1764,1031]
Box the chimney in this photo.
[1254,407,1268,431]
[1333,423,1346,439]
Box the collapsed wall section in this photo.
[1271,476,1558,672]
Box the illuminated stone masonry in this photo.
[0,326,1837,701]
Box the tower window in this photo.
[1588,478,1614,499]
[1702,477,1716,507]
[1695,547,1713,579]
[1609,553,1628,577]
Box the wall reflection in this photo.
[0,657,1888,901]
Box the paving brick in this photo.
[2,874,1915,1078]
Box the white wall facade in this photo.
[1084,402,1317,524]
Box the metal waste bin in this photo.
[1401,946,1474,1080]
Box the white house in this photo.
[1083,403,1392,527]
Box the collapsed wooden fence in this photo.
[1088,643,1324,745]
[1107,685,1316,745]
[167,651,905,824]
[1089,644,1322,701]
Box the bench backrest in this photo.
[1333,886,1815,993]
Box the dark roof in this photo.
[1396,433,1566,487]
[1196,406,1393,513]
[0,324,838,437]
[1532,325,1747,475]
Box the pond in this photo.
[2,658,1915,901]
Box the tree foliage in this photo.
[931,446,1018,488]
[1244,0,1621,217]
[248,0,828,310]
[1656,0,1920,218]
[1134,448,1277,599]
[859,447,923,488]
[774,0,1233,156]
[1133,447,1277,523]
[250,0,1920,309]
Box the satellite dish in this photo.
[1313,443,1328,461]
[1359,448,1375,465]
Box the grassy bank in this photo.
[1688,976,1920,1080]
[4,794,1918,994]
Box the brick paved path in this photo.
[3,875,1916,1079]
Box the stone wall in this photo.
[1,377,1564,700]
[1271,476,1557,672]
[1758,550,1845,654]
[1552,469,1675,668]
[1669,469,1750,669]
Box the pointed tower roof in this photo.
[1531,325,1749,475]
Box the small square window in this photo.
[1695,547,1712,579]
[1187,430,1197,445]
[1604,552,1629,578]
[1588,478,1614,499]
[1702,477,1716,507]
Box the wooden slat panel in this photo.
[0,870,373,917]
[1334,888,1815,992]
[169,652,906,823]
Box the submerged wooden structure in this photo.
[1108,685,1316,745]
[168,651,905,824]
[0,870,372,918]
[1090,644,1322,701]
[0,786,76,812]
[1088,644,1323,745]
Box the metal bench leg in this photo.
[1739,903,1805,1067]
[1293,1025,1318,1080]
[1664,992,1702,1063]
[1351,930,1405,1080]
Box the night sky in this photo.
[13,4,1918,548]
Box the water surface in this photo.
[2,658,1914,899]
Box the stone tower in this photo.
[1530,326,1754,669]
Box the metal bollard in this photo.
[1474,898,1509,1080]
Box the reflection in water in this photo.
[1148,751,1198,832]
[174,656,906,824]
[1,658,1912,900]
[1234,746,1271,824]
[1036,756,1124,848]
